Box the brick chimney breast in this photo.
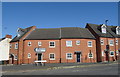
[5,35,12,39]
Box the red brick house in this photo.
[86,23,120,62]
[9,26,97,64]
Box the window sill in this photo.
[66,46,73,47]
[49,47,55,48]
[49,59,55,60]
[87,46,92,47]
[110,55,114,57]
[109,45,114,46]
[66,58,72,60]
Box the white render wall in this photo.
[0,38,11,61]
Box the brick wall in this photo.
[61,39,97,63]
[23,40,61,64]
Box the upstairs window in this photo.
[28,42,31,46]
[76,40,80,45]
[101,24,106,33]
[109,40,114,46]
[66,41,72,47]
[116,40,118,45]
[49,41,55,48]
[100,39,104,45]
[38,42,42,46]
[116,26,120,35]
[15,43,18,49]
[88,41,92,47]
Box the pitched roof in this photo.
[107,26,120,38]
[0,38,5,42]
[86,23,115,38]
[10,26,33,42]
[25,28,60,40]
[61,27,95,39]
[25,27,95,40]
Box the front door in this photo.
[105,52,109,61]
[76,53,81,62]
[38,54,42,60]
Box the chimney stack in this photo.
[5,35,12,39]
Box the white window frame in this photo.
[28,42,31,46]
[15,43,18,49]
[38,41,42,46]
[76,40,80,45]
[28,53,31,58]
[10,44,12,49]
[110,51,114,57]
[49,53,55,60]
[109,40,114,46]
[116,50,119,55]
[66,53,73,59]
[88,41,92,47]
[66,41,72,47]
[14,55,18,60]
[116,26,120,35]
[116,40,118,45]
[88,52,93,58]
[102,51,104,56]
[101,24,106,33]
[100,39,104,45]
[49,41,55,48]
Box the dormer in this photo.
[116,26,120,35]
[17,28,24,37]
[101,24,107,33]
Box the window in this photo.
[28,53,31,58]
[28,42,31,46]
[116,50,119,55]
[110,51,114,57]
[76,40,80,45]
[66,41,72,47]
[109,40,114,46]
[49,41,55,48]
[116,40,118,45]
[101,24,106,33]
[14,55,18,60]
[102,51,104,56]
[49,53,55,60]
[100,40,104,45]
[15,43,18,49]
[116,26,120,35]
[88,41,92,47]
[88,52,93,58]
[66,53,72,59]
[38,42,42,46]
[10,44,12,49]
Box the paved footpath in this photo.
[1,61,119,75]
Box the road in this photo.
[2,62,118,75]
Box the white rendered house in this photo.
[0,35,12,64]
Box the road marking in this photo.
[2,62,118,74]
